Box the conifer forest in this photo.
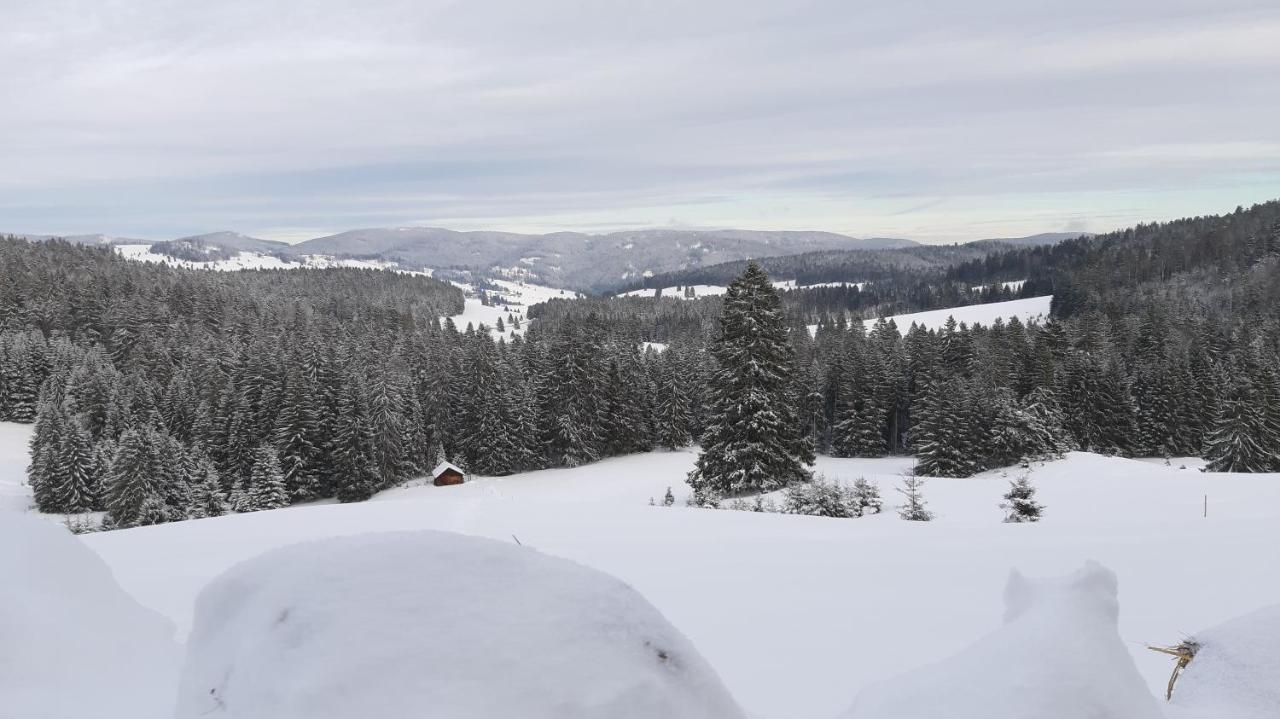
[3,201,1278,529]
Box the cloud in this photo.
[2,0,1279,242]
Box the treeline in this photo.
[4,198,1280,530]
[2,237,473,525]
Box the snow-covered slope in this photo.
[1169,604,1280,719]
[844,562,1162,719]
[1,513,180,719]
[861,295,1051,331]
[116,244,302,271]
[175,532,744,719]
[4,419,1277,717]
[446,278,578,340]
[67,447,1280,718]
[619,279,867,299]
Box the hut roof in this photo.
[432,461,465,479]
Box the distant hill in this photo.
[285,227,917,291]
[4,233,143,246]
[971,232,1092,248]
[146,232,290,262]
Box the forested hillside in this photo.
[2,201,1278,531]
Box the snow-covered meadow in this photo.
[445,278,578,340]
[3,421,1277,718]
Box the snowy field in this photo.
[114,244,431,275]
[445,278,578,339]
[861,295,1051,331]
[808,295,1054,337]
[620,279,867,299]
[2,421,1277,717]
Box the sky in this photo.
[3,0,1280,244]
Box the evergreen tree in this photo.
[330,376,381,502]
[851,477,882,516]
[654,351,693,450]
[187,453,228,519]
[104,427,169,528]
[248,444,289,511]
[1203,385,1277,472]
[1000,473,1043,522]
[689,263,814,496]
[273,368,323,501]
[458,335,525,475]
[896,475,933,521]
[55,413,100,513]
[912,378,980,477]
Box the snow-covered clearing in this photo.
[805,295,1055,336]
[970,279,1027,292]
[1,417,1273,718]
[861,295,1051,331]
[620,280,867,299]
[445,278,578,340]
[114,244,432,275]
[0,422,31,512]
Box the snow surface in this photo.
[0,421,31,512]
[859,295,1051,332]
[445,278,577,340]
[619,280,866,299]
[115,244,301,271]
[1169,603,1280,719]
[805,295,1054,336]
[970,279,1027,292]
[114,244,434,275]
[0,512,180,719]
[174,532,744,719]
[843,562,1163,719]
[619,284,731,299]
[3,420,1278,717]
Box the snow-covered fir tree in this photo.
[851,477,882,516]
[689,262,814,496]
[896,475,933,521]
[654,358,693,450]
[1203,384,1277,473]
[912,378,980,478]
[248,444,289,511]
[1000,474,1044,522]
[104,427,169,528]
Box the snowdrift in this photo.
[174,530,745,719]
[1170,603,1280,718]
[0,512,180,719]
[842,561,1162,719]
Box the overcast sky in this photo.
[4,0,1279,243]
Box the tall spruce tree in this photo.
[654,353,693,450]
[104,427,169,528]
[1204,385,1276,472]
[688,263,813,496]
[248,444,289,511]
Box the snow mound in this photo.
[174,531,745,719]
[1170,604,1280,718]
[0,512,179,718]
[842,561,1161,719]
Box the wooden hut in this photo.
[432,461,466,487]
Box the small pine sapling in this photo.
[896,475,933,521]
[1000,473,1044,523]
[851,477,882,516]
